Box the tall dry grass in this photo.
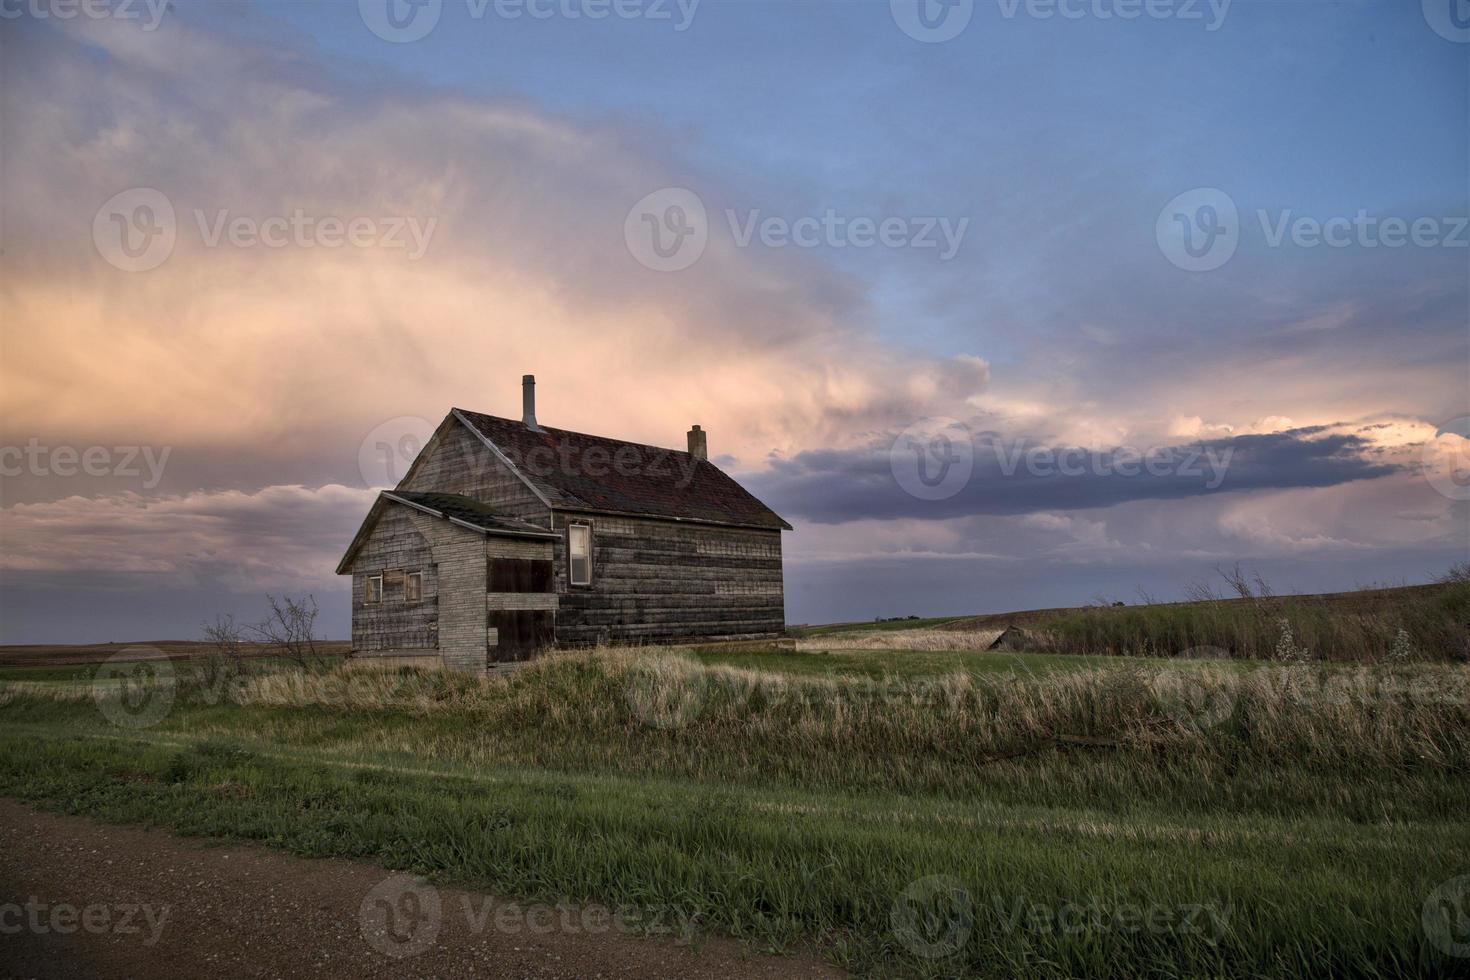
[33,645,1468,808]
[1029,580,1470,661]
[795,628,1005,651]
[154,647,1470,777]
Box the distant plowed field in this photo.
[0,640,350,668]
[937,583,1456,632]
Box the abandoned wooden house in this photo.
[336,375,791,671]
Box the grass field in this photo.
[2,638,1468,978]
[942,580,1470,663]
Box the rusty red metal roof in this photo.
[454,409,791,531]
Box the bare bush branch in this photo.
[247,594,321,668]
[1183,580,1220,603]
[1439,561,1470,585]
[1251,570,1275,600]
[1216,562,1255,601]
[201,613,248,662]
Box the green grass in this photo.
[1,649,1467,978]
[0,656,341,685]
[691,646,1228,681]
[788,615,968,637]
[0,663,112,683]
[1032,581,1470,662]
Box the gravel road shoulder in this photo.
[0,798,843,979]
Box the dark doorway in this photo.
[486,557,556,664]
[488,610,555,663]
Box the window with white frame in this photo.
[568,524,592,586]
[365,574,383,604]
[405,571,423,602]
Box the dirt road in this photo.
[0,799,842,979]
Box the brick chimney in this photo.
[687,424,707,460]
[522,374,542,431]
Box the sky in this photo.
[0,0,1467,642]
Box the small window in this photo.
[365,574,383,605]
[405,571,423,602]
[568,524,592,586]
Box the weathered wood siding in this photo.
[367,416,787,650]
[346,503,557,672]
[550,511,784,644]
[399,421,550,524]
[399,511,486,672]
[347,507,438,652]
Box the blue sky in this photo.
[0,0,1466,640]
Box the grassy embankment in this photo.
[948,581,1470,662]
[1,644,1468,978]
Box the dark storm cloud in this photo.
[751,425,1401,525]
